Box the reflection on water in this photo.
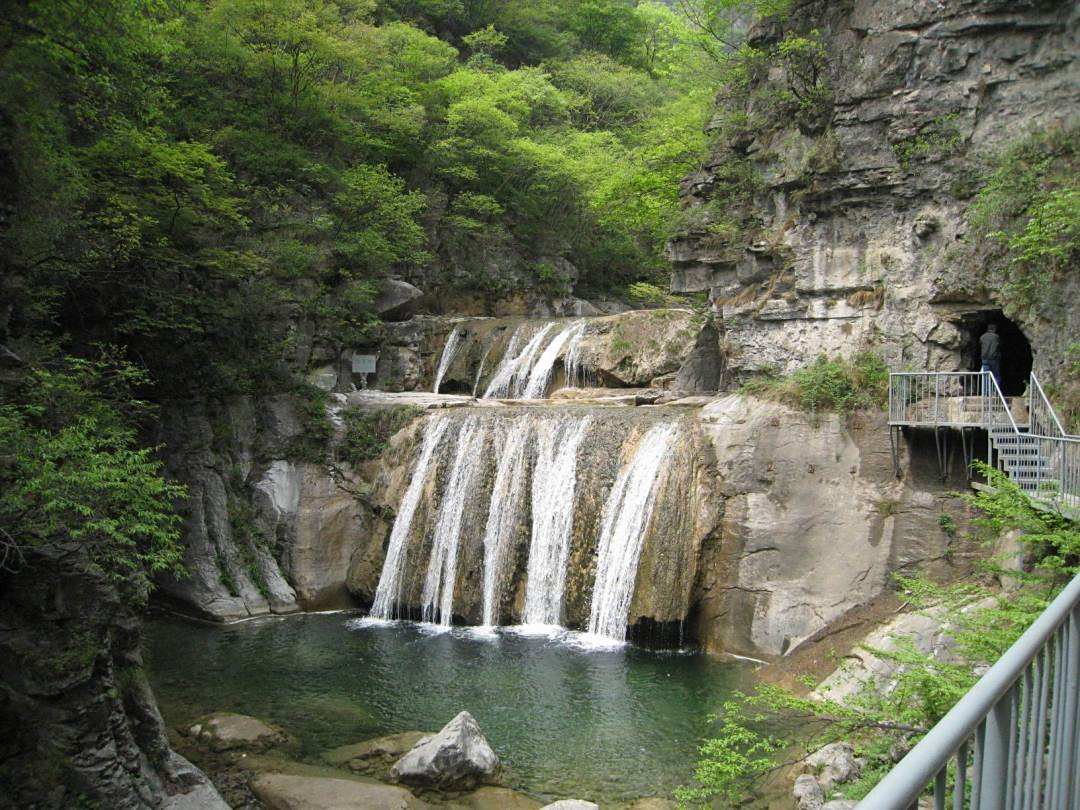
[145,612,749,803]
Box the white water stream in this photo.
[588,422,678,639]
[370,417,451,619]
[523,321,584,399]
[432,325,464,393]
[421,417,488,625]
[521,416,593,626]
[479,420,532,625]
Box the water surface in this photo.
[145,613,749,803]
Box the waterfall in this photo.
[521,416,592,626]
[523,321,584,399]
[484,323,554,399]
[479,420,532,626]
[472,342,493,397]
[564,325,588,388]
[371,417,451,619]
[432,325,464,393]
[420,417,488,625]
[588,422,678,640]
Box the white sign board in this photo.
[351,354,377,374]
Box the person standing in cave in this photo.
[980,323,1002,388]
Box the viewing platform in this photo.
[887,371,1078,515]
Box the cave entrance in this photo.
[955,309,1033,397]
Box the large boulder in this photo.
[390,711,499,790]
[374,279,424,321]
[250,773,425,810]
[793,774,824,810]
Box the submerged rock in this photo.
[250,773,425,810]
[187,713,288,752]
[325,731,432,777]
[390,711,499,790]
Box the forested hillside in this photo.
[0,0,747,397]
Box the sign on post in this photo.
[351,354,377,375]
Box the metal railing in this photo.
[888,372,1000,428]
[857,571,1080,809]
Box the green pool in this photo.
[145,613,750,803]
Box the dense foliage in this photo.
[969,123,1079,318]
[678,467,1079,805]
[0,355,185,601]
[0,0,755,399]
[0,0,786,598]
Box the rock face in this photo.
[668,0,1079,391]
[251,772,425,810]
[0,547,227,809]
[187,712,288,752]
[390,711,499,790]
[693,394,969,657]
[801,743,864,793]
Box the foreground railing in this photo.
[857,571,1080,809]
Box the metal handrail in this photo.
[1029,371,1069,439]
[857,570,1080,809]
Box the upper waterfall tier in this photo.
[377,308,703,399]
[352,404,710,638]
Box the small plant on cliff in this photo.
[892,113,964,170]
[741,351,888,415]
[677,467,1078,806]
[341,406,424,465]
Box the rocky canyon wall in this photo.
[668,0,1078,388]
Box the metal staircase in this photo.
[888,370,1078,512]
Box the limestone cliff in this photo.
[668,0,1078,389]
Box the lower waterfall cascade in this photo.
[367,406,692,642]
[588,422,678,640]
[521,415,593,626]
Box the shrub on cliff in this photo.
[740,351,889,415]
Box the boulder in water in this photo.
[540,802,599,810]
[390,711,498,789]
